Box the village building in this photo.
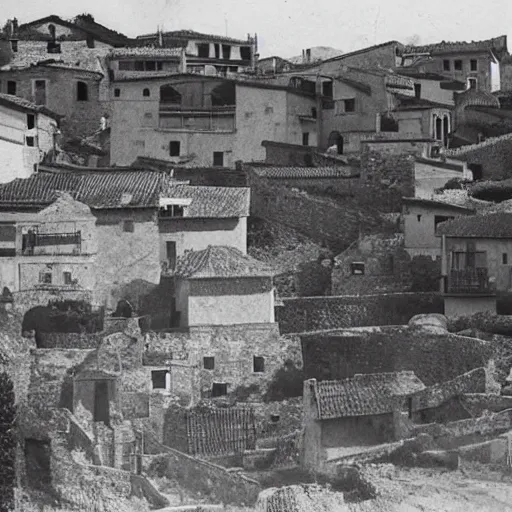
[437,213,512,316]
[302,372,426,469]
[402,198,475,259]
[174,245,275,327]
[134,29,257,76]
[0,92,60,182]
[399,36,508,93]
[109,74,317,167]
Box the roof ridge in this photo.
[445,132,512,156]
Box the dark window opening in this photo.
[160,84,181,104]
[414,83,421,99]
[114,88,120,98]
[169,140,181,156]
[123,220,134,232]
[213,151,224,167]
[503,253,508,265]
[63,272,72,285]
[214,43,220,59]
[7,81,16,95]
[86,35,95,48]
[47,41,61,53]
[468,78,477,90]
[160,205,184,218]
[327,131,344,154]
[470,59,478,71]
[253,356,265,373]
[240,46,251,60]
[143,88,150,97]
[197,43,210,58]
[228,66,238,72]
[152,370,167,389]
[311,107,317,118]
[25,136,35,147]
[343,98,356,112]
[468,163,483,181]
[203,357,215,370]
[211,82,236,106]
[94,381,110,425]
[322,81,333,98]
[454,60,463,71]
[39,272,52,284]
[408,397,413,419]
[166,241,177,270]
[10,40,18,52]
[27,114,35,130]
[34,80,46,105]
[443,59,450,71]
[77,81,88,101]
[157,61,163,71]
[135,61,145,71]
[145,61,156,71]
[222,44,231,59]
[417,214,422,222]
[118,61,132,71]
[302,132,309,146]
[25,439,52,490]
[212,383,228,397]
[351,262,365,275]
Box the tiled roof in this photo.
[109,47,182,59]
[175,246,274,279]
[393,93,452,110]
[436,212,512,238]
[137,29,251,45]
[402,197,475,213]
[251,166,358,179]
[0,92,60,120]
[445,132,512,158]
[403,35,508,60]
[162,184,250,218]
[313,372,425,419]
[0,171,164,209]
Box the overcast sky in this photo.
[4,0,512,58]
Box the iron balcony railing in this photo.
[447,268,491,294]
[22,231,82,255]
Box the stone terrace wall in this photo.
[276,293,444,334]
[37,332,103,349]
[12,289,95,315]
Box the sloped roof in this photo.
[0,92,61,120]
[313,372,426,419]
[436,212,512,238]
[251,166,358,179]
[403,36,508,60]
[109,47,183,59]
[0,171,164,209]
[137,29,251,46]
[393,93,452,110]
[175,246,274,279]
[402,197,475,213]
[162,184,250,218]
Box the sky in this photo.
[3,0,512,59]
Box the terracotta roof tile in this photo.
[436,212,512,238]
[251,166,358,179]
[109,47,182,58]
[137,29,251,46]
[162,184,250,218]
[0,92,61,119]
[175,246,274,279]
[313,372,425,419]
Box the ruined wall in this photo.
[13,289,94,314]
[301,329,491,387]
[277,293,443,333]
[37,332,102,349]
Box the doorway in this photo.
[166,241,177,270]
[327,131,344,154]
[94,380,110,426]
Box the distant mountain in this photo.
[288,46,344,65]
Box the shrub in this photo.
[409,255,441,292]
[264,360,304,402]
[0,372,15,512]
[470,178,512,202]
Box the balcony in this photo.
[446,268,493,294]
[21,231,82,256]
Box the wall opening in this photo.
[213,151,224,167]
[211,82,236,106]
[77,81,88,101]
[7,81,16,95]
[169,140,180,156]
[327,131,344,154]
[203,356,215,370]
[24,439,52,490]
[33,80,47,105]
[253,356,265,373]
[160,84,182,104]
[212,383,228,397]
[151,370,167,389]
[143,88,150,97]
[94,380,110,425]
[166,241,177,270]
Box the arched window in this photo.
[160,84,181,104]
[77,81,88,101]
[143,88,150,97]
[211,82,236,106]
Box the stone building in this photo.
[437,212,512,316]
[109,74,317,167]
[302,372,425,469]
[174,245,275,327]
[399,36,508,93]
[0,92,60,183]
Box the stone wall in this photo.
[37,332,103,349]
[13,289,94,315]
[276,293,444,334]
[460,393,512,416]
[300,328,492,387]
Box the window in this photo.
[114,88,121,98]
[197,43,210,58]
[417,214,422,222]
[169,141,181,157]
[203,357,215,370]
[213,151,224,167]
[143,88,150,97]
[145,61,156,71]
[414,83,421,99]
[123,220,134,232]
[7,81,16,95]
[86,35,95,48]
[76,81,88,101]
[25,136,36,147]
[470,59,478,71]
[451,251,487,270]
[240,46,251,60]
[33,80,47,105]
[211,383,228,397]
[468,78,477,90]
[142,112,153,127]
[443,59,450,71]
[351,262,365,275]
[27,114,35,130]
[135,61,145,71]
[322,81,333,98]
[166,241,177,269]
[302,132,309,146]
[253,356,265,373]
[63,272,72,285]
[10,40,18,52]
[39,272,52,284]
[161,205,184,218]
[434,215,454,229]
[118,61,132,71]
[214,43,220,59]
[343,98,356,113]
[454,60,463,71]
[503,253,508,265]
[47,41,61,53]
[311,107,317,119]
[468,163,483,181]
[151,370,167,390]
[160,85,181,104]
[222,44,231,59]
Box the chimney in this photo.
[302,49,305,64]
[158,27,163,47]
[306,49,311,63]
[180,48,187,73]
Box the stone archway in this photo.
[327,131,344,154]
